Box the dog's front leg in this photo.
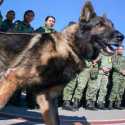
[0,66,32,109]
[0,68,22,109]
[36,92,60,125]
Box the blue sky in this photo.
[0,0,125,36]
[0,0,125,48]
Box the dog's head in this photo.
[75,1,124,59]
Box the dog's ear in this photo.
[102,13,107,19]
[102,13,108,21]
[80,0,96,22]
[102,13,113,28]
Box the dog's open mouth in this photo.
[105,45,114,54]
[97,40,115,54]
[104,38,123,54]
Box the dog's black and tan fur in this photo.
[0,1,124,125]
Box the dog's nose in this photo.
[114,30,124,41]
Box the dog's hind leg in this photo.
[36,92,60,125]
[48,93,60,125]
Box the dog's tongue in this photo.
[105,46,114,54]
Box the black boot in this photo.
[86,100,97,110]
[62,100,73,111]
[108,101,114,110]
[114,101,124,110]
[97,102,106,110]
[72,98,80,111]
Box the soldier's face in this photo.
[116,47,124,55]
[24,12,34,23]
[7,12,15,21]
[45,17,55,28]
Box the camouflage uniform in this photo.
[0,19,14,32]
[96,51,112,108]
[63,75,78,101]
[12,20,34,33]
[63,60,94,110]
[35,25,56,33]
[109,54,125,107]
[63,60,92,101]
[86,63,99,103]
[72,60,94,102]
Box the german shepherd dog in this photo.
[0,1,124,125]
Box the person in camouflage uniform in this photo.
[35,16,56,33]
[12,10,34,33]
[63,58,99,111]
[85,57,100,110]
[0,10,15,32]
[95,50,113,109]
[10,10,35,108]
[108,46,125,109]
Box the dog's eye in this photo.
[96,22,104,27]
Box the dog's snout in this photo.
[114,30,124,41]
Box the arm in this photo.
[112,55,125,75]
